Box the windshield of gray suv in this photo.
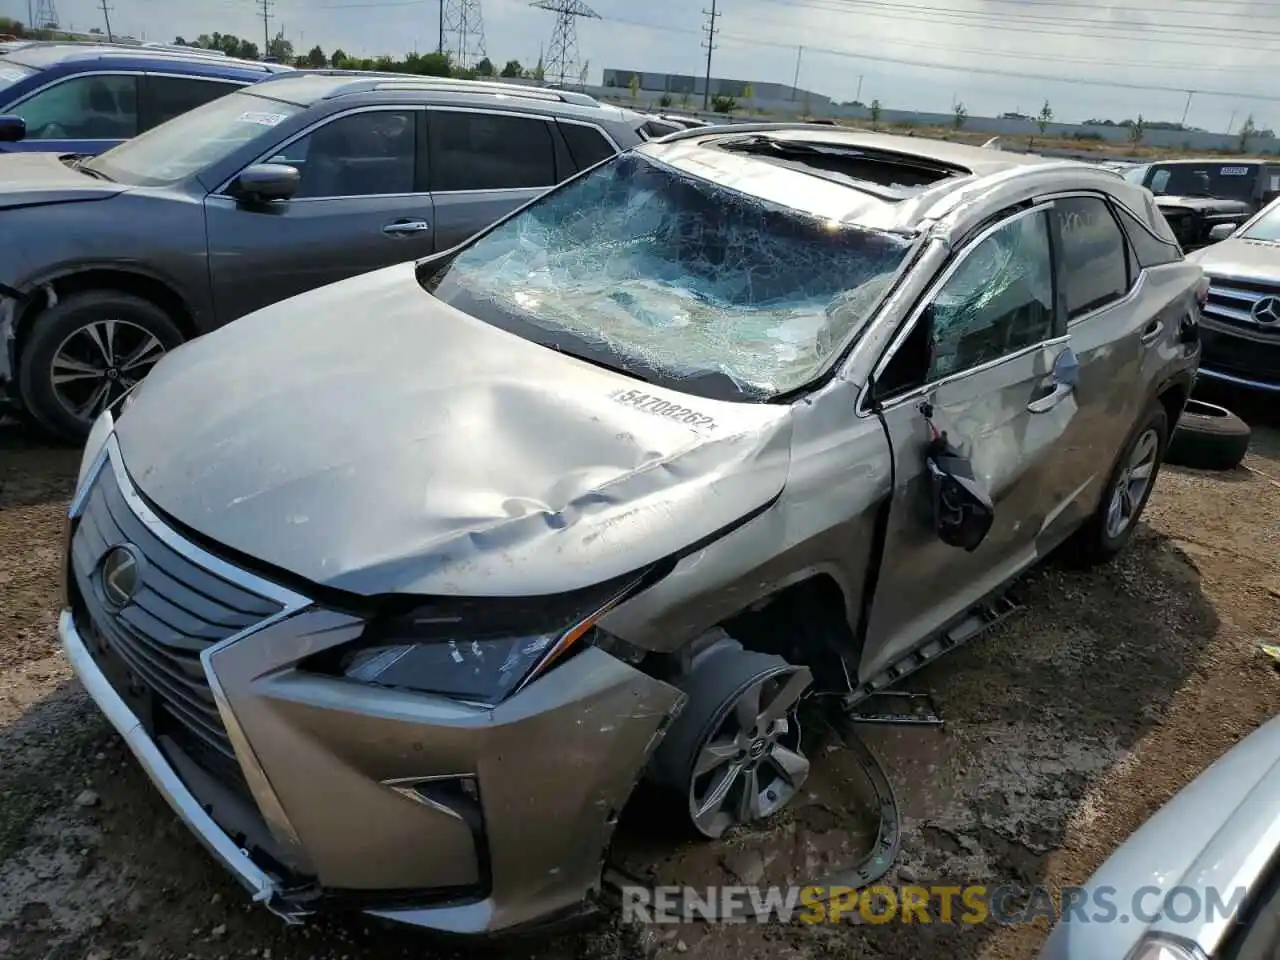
[0,61,36,96]
[420,152,914,400]
[83,89,303,186]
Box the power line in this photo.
[758,0,1280,47]
[603,13,1280,104]
[530,0,600,88]
[702,0,719,111]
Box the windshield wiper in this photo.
[72,159,115,182]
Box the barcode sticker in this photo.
[1220,166,1251,176]
[238,112,288,127]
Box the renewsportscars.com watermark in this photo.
[621,884,1248,926]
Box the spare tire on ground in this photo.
[1166,399,1251,471]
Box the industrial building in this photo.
[601,67,831,105]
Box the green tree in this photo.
[0,15,26,36]
[530,57,545,82]
[306,45,327,68]
[659,93,673,108]
[628,73,639,100]
[953,101,968,131]
[475,56,494,76]
[1128,113,1146,151]
[331,47,348,68]
[869,98,882,128]
[500,59,522,78]
[1037,100,1053,136]
[1239,114,1258,154]
[711,94,737,114]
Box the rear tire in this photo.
[1060,400,1169,568]
[18,291,184,444]
[1165,399,1250,471]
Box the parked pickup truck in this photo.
[1132,159,1280,250]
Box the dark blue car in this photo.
[0,42,290,156]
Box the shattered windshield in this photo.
[420,152,915,400]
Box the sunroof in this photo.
[714,134,969,200]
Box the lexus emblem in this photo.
[1251,296,1280,326]
[99,545,143,608]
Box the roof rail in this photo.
[290,71,601,106]
[93,49,278,70]
[655,121,849,144]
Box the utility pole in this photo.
[856,74,863,102]
[701,0,718,111]
[98,0,113,41]
[438,0,445,54]
[260,0,272,59]
[1227,110,1238,135]
[791,45,803,101]
[1180,90,1195,127]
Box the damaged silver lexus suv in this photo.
[60,124,1202,935]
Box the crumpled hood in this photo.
[1188,236,1280,281]
[115,263,794,598]
[0,151,127,210]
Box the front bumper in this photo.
[62,430,685,935]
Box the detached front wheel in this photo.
[651,636,813,840]
[18,291,184,443]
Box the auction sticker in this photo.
[238,111,289,127]
[610,388,718,432]
[1220,166,1251,176]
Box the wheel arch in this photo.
[13,265,199,366]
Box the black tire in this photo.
[1166,399,1251,471]
[18,291,185,444]
[1061,400,1170,568]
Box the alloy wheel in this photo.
[1105,427,1159,540]
[49,319,168,424]
[687,666,811,839]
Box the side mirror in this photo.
[0,114,26,143]
[229,163,300,204]
[1208,223,1238,243]
[926,437,994,552]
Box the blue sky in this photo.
[7,0,1279,132]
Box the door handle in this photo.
[1140,320,1164,345]
[1027,382,1074,414]
[382,219,431,237]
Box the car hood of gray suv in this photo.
[1188,235,1280,282]
[0,151,128,210]
[114,262,795,598]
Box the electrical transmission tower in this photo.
[531,0,600,89]
[33,0,59,29]
[440,0,487,70]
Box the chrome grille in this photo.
[69,461,282,790]
[1203,277,1280,336]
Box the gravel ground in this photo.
[2,388,1278,960]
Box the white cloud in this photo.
[16,0,1280,130]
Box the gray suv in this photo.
[61,126,1201,936]
[0,71,650,439]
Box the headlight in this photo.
[76,409,115,491]
[326,572,652,705]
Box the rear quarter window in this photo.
[557,120,616,171]
[1115,203,1183,268]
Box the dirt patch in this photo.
[2,391,1278,960]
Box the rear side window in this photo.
[430,110,556,191]
[143,75,242,129]
[1115,204,1182,268]
[1054,196,1131,319]
[557,120,616,170]
[13,73,138,140]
